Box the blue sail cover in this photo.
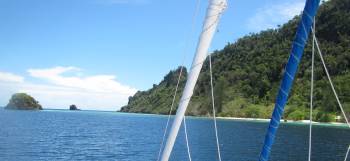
[258,0,320,160]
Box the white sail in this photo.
[160,0,227,161]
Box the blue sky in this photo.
[0,0,307,110]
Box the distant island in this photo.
[120,0,350,123]
[69,104,80,110]
[5,93,42,110]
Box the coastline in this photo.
[118,112,348,127]
[14,109,348,127]
[117,111,349,127]
[217,116,348,127]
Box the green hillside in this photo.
[120,0,350,122]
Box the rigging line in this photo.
[180,0,202,160]
[183,116,192,161]
[156,66,184,161]
[312,28,350,128]
[178,6,226,160]
[156,0,201,160]
[203,7,226,160]
[308,17,315,161]
[312,25,350,161]
[314,33,350,161]
[345,145,350,161]
[209,53,222,161]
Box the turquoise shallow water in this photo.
[0,108,349,161]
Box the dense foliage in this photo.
[120,0,349,122]
[5,93,42,110]
[121,67,187,114]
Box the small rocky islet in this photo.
[3,93,83,111]
[5,93,42,110]
[69,104,80,110]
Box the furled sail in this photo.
[160,0,227,161]
[259,0,320,160]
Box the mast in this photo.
[259,0,320,160]
[160,0,227,161]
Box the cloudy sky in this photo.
[0,0,309,111]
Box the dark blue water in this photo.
[0,109,349,161]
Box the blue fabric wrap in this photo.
[258,0,320,160]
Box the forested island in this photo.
[120,0,349,122]
[5,93,42,110]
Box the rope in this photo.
[156,0,201,160]
[183,116,192,161]
[209,53,222,161]
[156,64,184,161]
[205,3,227,160]
[312,29,350,128]
[308,18,315,161]
[311,27,350,161]
[345,145,350,161]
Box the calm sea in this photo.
[0,108,349,161]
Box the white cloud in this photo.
[0,72,24,83]
[247,0,306,32]
[28,66,136,95]
[0,67,137,111]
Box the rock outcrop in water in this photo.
[5,93,42,110]
[69,104,79,110]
